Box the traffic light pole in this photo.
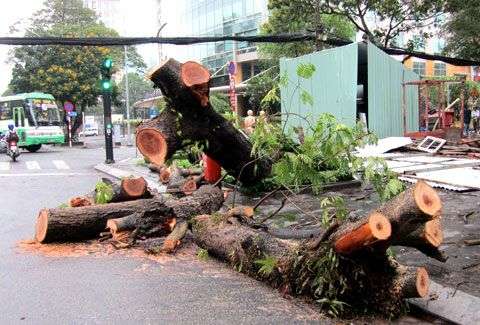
[103,90,115,164]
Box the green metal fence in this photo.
[367,43,419,138]
[279,42,420,138]
[280,43,358,132]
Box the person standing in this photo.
[472,106,480,134]
[464,106,472,136]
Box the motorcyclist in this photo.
[4,124,19,143]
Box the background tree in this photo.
[8,0,146,138]
[322,0,444,47]
[443,0,480,61]
[117,73,154,114]
[259,0,356,60]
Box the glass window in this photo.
[412,62,426,77]
[0,102,12,120]
[233,0,243,18]
[223,0,233,20]
[245,0,254,15]
[434,62,446,76]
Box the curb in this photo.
[408,280,480,324]
[94,163,166,193]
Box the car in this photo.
[79,126,99,136]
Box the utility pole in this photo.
[124,45,131,146]
[156,22,167,63]
[101,57,114,164]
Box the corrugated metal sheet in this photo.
[280,44,358,131]
[368,43,419,138]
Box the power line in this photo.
[0,35,478,67]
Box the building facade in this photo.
[83,0,121,30]
[397,33,474,80]
[177,0,268,85]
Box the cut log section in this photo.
[99,177,152,203]
[136,109,183,166]
[145,58,271,185]
[181,61,210,107]
[395,219,447,262]
[394,266,429,299]
[377,181,441,242]
[161,221,189,253]
[106,213,141,235]
[36,185,224,243]
[35,197,169,243]
[113,177,150,202]
[69,196,93,207]
[331,212,391,254]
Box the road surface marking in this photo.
[52,160,70,170]
[0,162,10,171]
[0,172,92,177]
[25,161,41,170]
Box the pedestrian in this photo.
[464,106,472,136]
[472,106,480,134]
[244,110,256,135]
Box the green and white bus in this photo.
[0,92,65,152]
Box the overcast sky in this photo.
[0,0,183,94]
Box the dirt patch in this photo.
[16,238,200,266]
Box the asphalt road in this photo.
[0,141,327,324]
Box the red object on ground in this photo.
[444,111,454,128]
[203,154,222,184]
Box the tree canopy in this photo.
[443,0,480,61]
[9,0,146,113]
[117,72,154,114]
[259,0,356,60]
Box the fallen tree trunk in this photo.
[192,211,428,316]
[192,184,444,316]
[140,58,271,185]
[36,197,169,243]
[37,185,223,243]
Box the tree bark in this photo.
[36,196,169,243]
[101,177,152,203]
[136,109,184,166]
[191,211,430,317]
[37,185,223,243]
[143,58,271,185]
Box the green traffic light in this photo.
[103,58,113,69]
[102,80,112,90]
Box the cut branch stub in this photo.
[395,266,429,299]
[181,61,210,107]
[136,109,183,166]
[136,128,168,165]
[121,177,148,199]
[332,212,391,254]
[376,181,442,245]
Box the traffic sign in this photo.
[228,61,236,75]
[64,101,74,112]
[68,111,77,117]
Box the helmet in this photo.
[8,124,14,131]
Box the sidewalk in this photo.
[95,157,165,192]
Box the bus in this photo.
[0,92,65,152]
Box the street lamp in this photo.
[156,22,167,63]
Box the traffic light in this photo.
[101,79,112,91]
[100,57,114,164]
[101,57,113,93]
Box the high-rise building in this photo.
[176,0,269,85]
[83,0,121,31]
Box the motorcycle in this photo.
[1,131,20,162]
